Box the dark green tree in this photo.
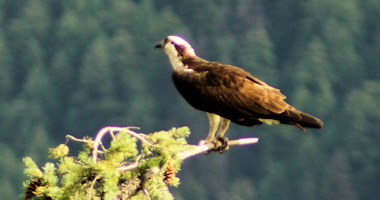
[0,0,379,199]
[0,30,14,99]
[285,36,336,117]
[322,149,357,200]
[342,80,380,200]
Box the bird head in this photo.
[155,35,196,59]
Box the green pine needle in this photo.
[48,144,69,159]
[22,127,191,199]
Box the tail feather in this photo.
[230,107,323,129]
[276,108,323,129]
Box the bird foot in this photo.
[215,136,229,154]
[201,137,229,155]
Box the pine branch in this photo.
[117,138,259,172]
[91,127,154,163]
[23,126,259,200]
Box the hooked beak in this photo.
[155,40,165,49]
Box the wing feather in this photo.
[172,60,322,128]
[173,62,288,117]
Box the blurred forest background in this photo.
[0,0,379,199]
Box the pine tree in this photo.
[22,126,258,199]
[0,30,14,100]
[285,36,336,117]
[342,80,380,200]
[0,144,24,199]
[322,150,357,200]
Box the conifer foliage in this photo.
[22,127,258,199]
[23,127,191,200]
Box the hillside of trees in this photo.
[0,0,379,199]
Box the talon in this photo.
[201,137,229,155]
[217,137,228,148]
[215,137,229,154]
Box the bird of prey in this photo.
[155,35,323,151]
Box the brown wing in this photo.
[238,78,288,113]
[173,60,323,129]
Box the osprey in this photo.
[155,35,323,151]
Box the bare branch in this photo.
[66,135,91,143]
[118,163,139,172]
[118,155,142,172]
[116,137,259,172]
[177,138,259,160]
[92,127,111,163]
[124,129,154,146]
[87,173,103,199]
[92,127,155,163]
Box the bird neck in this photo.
[168,53,187,71]
[163,44,186,71]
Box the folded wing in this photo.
[172,61,323,129]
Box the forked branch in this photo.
[67,126,259,170]
[91,127,153,163]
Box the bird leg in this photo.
[215,118,230,151]
[200,113,221,145]
[200,113,231,154]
